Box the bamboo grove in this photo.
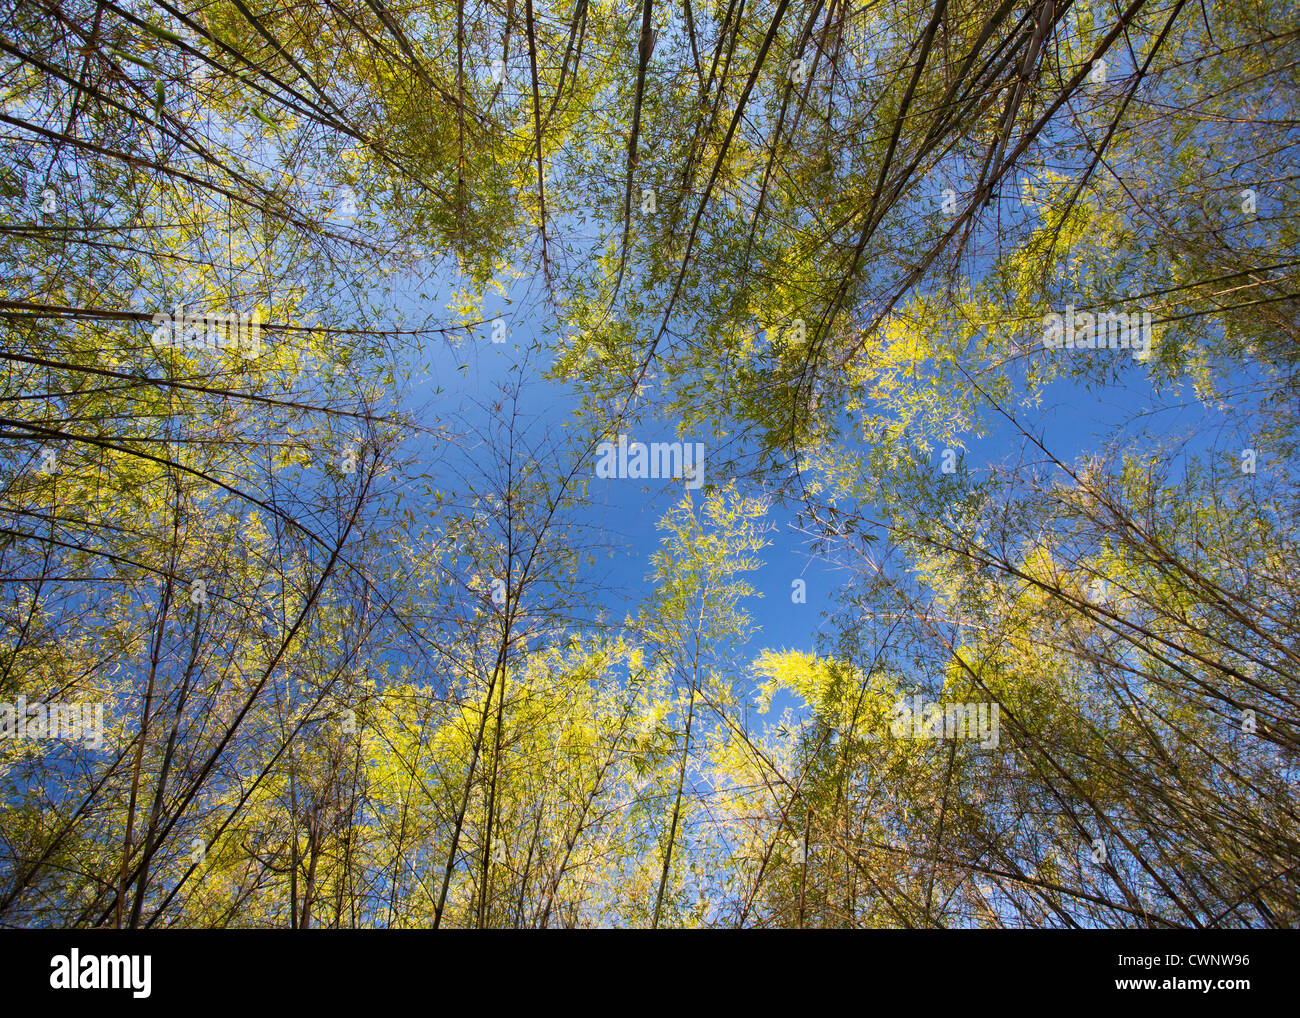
[0,0,1296,928]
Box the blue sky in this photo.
[373,216,1250,717]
